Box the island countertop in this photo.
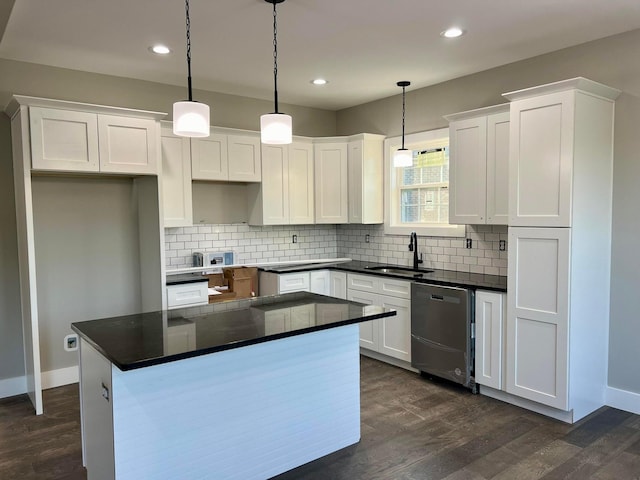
[71,292,396,371]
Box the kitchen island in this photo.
[71,292,396,480]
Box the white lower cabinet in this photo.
[347,273,411,363]
[310,270,330,295]
[329,271,347,300]
[474,290,506,390]
[166,282,209,310]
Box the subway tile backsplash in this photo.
[164,224,338,269]
[337,224,508,276]
[165,223,508,276]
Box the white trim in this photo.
[41,365,79,390]
[479,385,575,423]
[605,386,640,415]
[0,375,28,398]
[384,128,466,238]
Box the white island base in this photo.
[79,324,361,480]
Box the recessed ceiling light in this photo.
[311,78,328,85]
[441,27,465,38]
[150,45,171,55]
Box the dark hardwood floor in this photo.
[1,357,639,479]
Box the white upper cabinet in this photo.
[30,107,99,172]
[98,115,159,175]
[228,134,261,182]
[28,103,162,175]
[347,134,385,224]
[314,139,348,224]
[191,128,261,182]
[504,78,620,227]
[445,104,509,225]
[160,123,192,227]
[247,139,314,226]
[191,133,228,181]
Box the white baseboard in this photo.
[605,386,640,415]
[0,375,27,398]
[41,366,79,390]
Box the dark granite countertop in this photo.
[166,273,209,285]
[259,260,507,292]
[71,292,396,372]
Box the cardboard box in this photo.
[223,267,258,299]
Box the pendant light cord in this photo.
[401,85,406,149]
[185,0,193,102]
[272,1,280,113]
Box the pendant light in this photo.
[173,0,210,138]
[261,0,292,145]
[393,81,413,167]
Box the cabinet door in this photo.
[378,296,411,362]
[288,142,315,224]
[448,116,487,224]
[260,144,289,225]
[161,127,193,227]
[506,227,570,410]
[347,290,379,351]
[98,115,158,174]
[228,134,261,182]
[29,107,99,172]
[509,92,574,227]
[330,271,347,300]
[278,272,310,293]
[475,290,505,390]
[310,270,330,295]
[486,112,510,225]
[191,133,228,180]
[314,142,348,223]
[264,309,291,335]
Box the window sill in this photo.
[384,223,466,238]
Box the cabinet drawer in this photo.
[166,282,209,309]
[347,273,410,299]
[278,272,310,293]
[347,273,379,293]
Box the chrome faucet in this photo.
[408,231,423,270]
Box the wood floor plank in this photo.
[2,356,640,480]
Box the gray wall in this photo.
[0,59,337,382]
[337,28,640,395]
[0,113,23,381]
[32,177,143,372]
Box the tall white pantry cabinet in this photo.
[502,78,620,422]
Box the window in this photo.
[384,128,465,237]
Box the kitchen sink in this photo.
[365,266,434,276]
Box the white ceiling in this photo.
[2,0,640,111]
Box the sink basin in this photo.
[365,266,434,276]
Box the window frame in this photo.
[384,128,466,237]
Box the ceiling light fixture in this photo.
[173,0,210,138]
[311,78,328,85]
[261,0,292,145]
[393,81,413,168]
[441,27,464,38]
[150,45,171,55]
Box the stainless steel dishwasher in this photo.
[411,283,475,391]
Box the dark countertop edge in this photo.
[259,262,507,293]
[166,274,209,286]
[71,309,397,372]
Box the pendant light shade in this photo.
[173,0,210,138]
[393,81,412,167]
[261,0,292,145]
[261,113,292,144]
[173,101,210,137]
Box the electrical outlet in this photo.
[365,234,370,243]
[292,234,297,244]
[466,238,473,249]
[64,333,78,352]
[499,240,506,251]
